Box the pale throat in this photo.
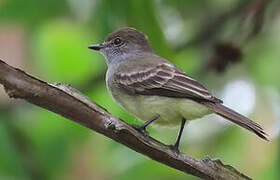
[101,49,156,67]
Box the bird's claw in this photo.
[168,144,180,154]
[131,124,150,137]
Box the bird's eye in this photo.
[113,38,123,46]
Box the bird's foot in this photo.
[168,144,180,154]
[131,124,150,137]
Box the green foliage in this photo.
[31,20,104,83]
[0,0,69,28]
[0,0,278,179]
[0,120,30,179]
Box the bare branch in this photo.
[174,0,274,51]
[0,59,251,180]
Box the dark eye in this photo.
[113,38,123,46]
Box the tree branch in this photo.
[0,59,251,180]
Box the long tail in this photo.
[201,102,269,141]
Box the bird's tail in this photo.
[201,102,269,141]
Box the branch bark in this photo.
[0,59,251,180]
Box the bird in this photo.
[88,27,268,152]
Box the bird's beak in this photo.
[88,43,104,51]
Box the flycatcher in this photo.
[89,27,268,152]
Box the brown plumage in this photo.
[113,56,268,141]
[201,102,268,141]
[114,57,221,102]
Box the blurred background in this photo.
[0,0,279,179]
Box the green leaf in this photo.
[32,20,104,84]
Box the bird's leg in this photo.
[170,118,186,154]
[132,114,160,136]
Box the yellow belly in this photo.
[112,91,212,127]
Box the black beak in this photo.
[88,43,104,51]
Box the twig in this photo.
[174,0,253,51]
[0,59,251,180]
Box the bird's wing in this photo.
[114,57,222,103]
